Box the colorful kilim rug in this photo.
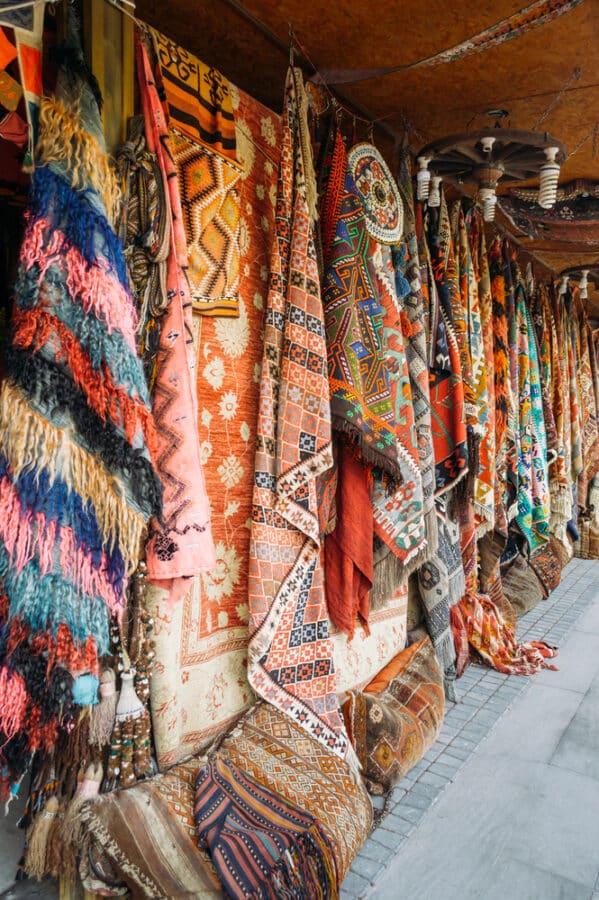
[511,283,550,551]
[420,206,468,496]
[79,760,221,897]
[219,702,372,882]
[170,129,242,316]
[148,83,280,768]
[440,198,476,428]
[416,507,463,699]
[321,128,402,480]
[137,34,215,602]
[150,27,237,163]
[151,26,242,317]
[0,75,161,793]
[394,140,437,553]
[576,301,599,507]
[565,291,582,492]
[464,208,494,534]
[194,757,338,899]
[451,503,557,677]
[247,69,349,760]
[543,283,571,539]
[371,243,426,585]
[530,284,559,459]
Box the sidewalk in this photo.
[343,557,599,900]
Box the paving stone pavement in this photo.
[341,557,599,900]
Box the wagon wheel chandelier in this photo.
[415,128,566,222]
[558,265,599,299]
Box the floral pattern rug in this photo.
[148,83,281,768]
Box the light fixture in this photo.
[416,128,566,217]
[559,265,599,300]
[538,147,561,209]
[428,175,442,207]
[416,156,431,201]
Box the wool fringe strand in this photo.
[36,97,121,226]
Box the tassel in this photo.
[58,761,103,875]
[89,668,117,746]
[0,667,28,741]
[24,796,59,880]
[106,670,153,789]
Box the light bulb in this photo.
[478,186,497,222]
[579,269,589,299]
[538,146,560,209]
[558,275,569,297]
[480,136,496,154]
[416,156,431,201]
[428,175,442,207]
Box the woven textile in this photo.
[421,205,468,496]
[248,69,348,759]
[529,536,569,598]
[511,283,550,551]
[219,702,371,882]
[466,208,495,533]
[137,35,215,599]
[194,757,337,899]
[79,760,221,898]
[321,128,401,478]
[417,508,462,697]
[451,558,557,678]
[331,583,407,694]
[114,115,170,386]
[394,140,436,550]
[500,549,544,617]
[347,142,403,244]
[151,27,242,316]
[342,638,444,795]
[0,71,161,793]
[577,306,599,506]
[371,244,426,583]
[325,440,373,638]
[151,27,237,162]
[171,129,242,316]
[530,284,558,458]
[148,83,280,768]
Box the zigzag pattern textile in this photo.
[0,83,161,798]
[247,68,349,761]
[151,26,243,318]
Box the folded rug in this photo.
[219,702,372,882]
[194,757,338,899]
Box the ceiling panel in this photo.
[136,0,599,294]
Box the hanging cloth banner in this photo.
[248,68,350,762]
[314,0,585,85]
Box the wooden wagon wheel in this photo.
[417,129,566,186]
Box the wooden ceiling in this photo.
[137,0,599,313]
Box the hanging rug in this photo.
[348,142,403,244]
